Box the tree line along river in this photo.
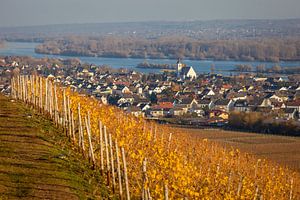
[1,42,300,75]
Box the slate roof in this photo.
[234,99,248,107]
[180,67,192,76]
[214,99,231,106]
[198,99,212,105]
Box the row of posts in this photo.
[10,74,274,200]
[11,75,134,200]
[11,75,276,200]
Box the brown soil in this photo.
[175,127,300,172]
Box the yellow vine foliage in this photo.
[25,77,299,199]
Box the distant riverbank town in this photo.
[0,56,300,135]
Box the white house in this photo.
[181,66,197,80]
[176,59,197,80]
[153,87,162,94]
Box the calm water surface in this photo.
[1,42,300,75]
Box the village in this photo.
[1,57,300,130]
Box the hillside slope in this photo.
[0,94,109,199]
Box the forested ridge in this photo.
[35,36,300,62]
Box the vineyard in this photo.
[10,75,300,199]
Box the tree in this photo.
[150,93,158,104]
[256,65,266,72]
[271,65,282,73]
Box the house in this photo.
[221,84,232,92]
[281,108,297,120]
[147,108,165,118]
[201,88,215,97]
[209,110,229,120]
[269,94,284,102]
[271,101,285,110]
[157,102,174,109]
[231,92,248,101]
[286,100,300,117]
[176,59,197,80]
[113,85,131,95]
[147,102,174,118]
[176,98,198,109]
[171,107,187,116]
[180,66,197,80]
[126,106,144,117]
[213,99,234,112]
[249,98,272,108]
[153,86,163,94]
[189,105,205,116]
[117,94,135,105]
[198,99,214,110]
[233,99,250,112]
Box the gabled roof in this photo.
[179,98,197,105]
[181,67,192,75]
[222,84,232,90]
[234,99,248,107]
[214,99,231,106]
[180,66,196,78]
[198,99,212,105]
[157,102,173,109]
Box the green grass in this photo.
[0,95,112,199]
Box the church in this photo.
[176,59,197,80]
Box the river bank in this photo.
[2,42,300,75]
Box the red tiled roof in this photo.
[158,102,173,109]
[222,84,232,89]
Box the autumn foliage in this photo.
[14,76,300,199]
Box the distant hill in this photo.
[0,19,300,41]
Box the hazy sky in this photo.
[1,0,300,27]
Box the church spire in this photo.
[177,58,183,78]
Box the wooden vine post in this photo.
[39,76,43,113]
[85,114,96,167]
[53,84,59,126]
[164,184,169,200]
[63,89,67,136]
[109,133,116,192]
[104,126,111,186]
[142,158,150,200]
[77,103,85,153]
[45,78,48,113]
[121,147,130,200]
[115,139,123,199]
[67,96,72,141]
[99,120,104,175]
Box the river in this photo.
[1,42,300,75]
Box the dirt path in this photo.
[0,95,108,199]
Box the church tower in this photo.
[177,58,183,78]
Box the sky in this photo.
[0,0,300,27]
